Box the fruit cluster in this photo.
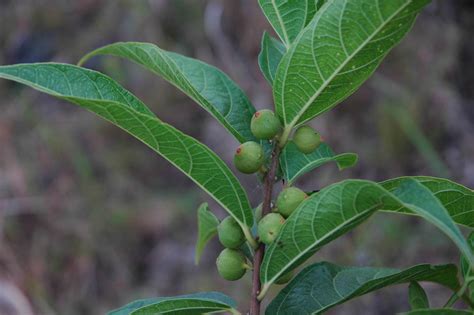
[216,110,321,282]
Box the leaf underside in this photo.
[258,0,320,46]
[399,309,473,315]
[260,177,473,290]
[274,0,431,129]
[108,292,236,315]
[258,32,286,85]
[0,63,254,230]
[280,141,357,184]
[408,281,430,310]
[266,262,459,315]
[79,42,256,143]
[195,203,220,265]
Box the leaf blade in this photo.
[409,282,430,310]
[280,141,357,184]
[107,292,236,315]
[399,309,473,315]
[260,180,389,289]
[195,203,220,265]
[260,177,474,292]
[0,63,255,233]
[79,42,256,143]
[381,176,474,228]
[274,0,431,130]
[258,32,286,85]
[390,179,474,268]
[258,0,303,46]
[266,262,459,315]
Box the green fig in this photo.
[217,216,245,249]
[216,248,248,281]
[258,213,285,245]
[251,109,282,140]
[233,141,265,174]
[276,187,307,218]
[275,270,294,285]
[293,125,321,154]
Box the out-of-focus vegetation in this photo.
[0,1,473,314]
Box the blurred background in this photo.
[0,0,473,314]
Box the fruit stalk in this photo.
[250,143,281,315]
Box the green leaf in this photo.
[274,0,431,139]
[108,292,237,315]
[409,282,430,310]
[389,179,474,269]
[460,232,474,278]
[0,63,255,242]
[79,42,256,143]
[399,309,473,315]
[381,176,474,229]
[260,180,389,291]
[258,0,319,46]
[461,232,474,302]
[259,177,473,294]
[258,32,286,85]
[266,262,459,315]
[280,141,357,184]
[195,203,220,265]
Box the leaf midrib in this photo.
[282,0,412,129]
[0,68,252,228]
[262,184,379,286]
[286,153,354,184]
[81,42,250,143]
[134,302,231,315]
[95,103,250,228]
[261,176,451,287]
[271,0,290,46]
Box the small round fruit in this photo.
[233,141,265,174]
[258,213,285,245]
[276,187,307,218]
[251,109,282,140]
[275,271,294,285]
[293,125,321,154]
[218,216,245,249]
[216,248,247,281]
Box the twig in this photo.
[250,144,281,315]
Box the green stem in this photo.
[444,276,474,308]
[279,126,292,148]
[250,144,281,315]
[229,308,243,315]
[243,226,258,250]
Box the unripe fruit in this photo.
[276,187,307,218]
[217,216,245,249]
[258,213,285,245]
[293,125,321,154]
[216,248,247,281]
[233,141,265,174]
[275,270,294,285]
[251,109,282,140]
